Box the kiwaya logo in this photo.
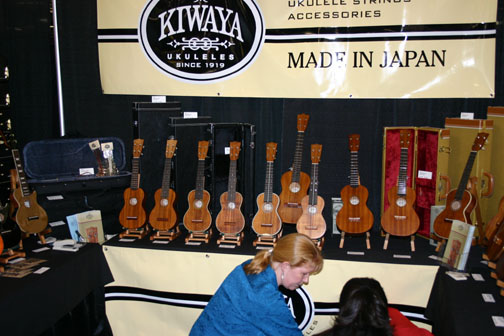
[139,0,265,83]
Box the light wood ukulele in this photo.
[279,114,311,224]
[149,139,178,232]
[11,149,48,234]
[216,142,245,235]
[119,139,147,230]
[183,141,212,233]
[296,144,326,245]
[252,142,282,237]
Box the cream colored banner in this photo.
[97,0,497,98]
[103,245,438,335]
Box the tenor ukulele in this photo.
[119,139,148,236]
[149,139,179,240]
[183,141,212,235]
[336,134,374,249]
[380,130,420,250]
[433,132,489,244]
[216,142,245,243]
[11,149,48,234]
[279,114,311,224]
[252,142,282,244]
[296,144,326,247]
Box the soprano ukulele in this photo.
[183,141,212,233]
[216,142,245,235]
[119,139,147,230]
[149,139,178,232]
[433,132,489,240]
[252,142,282,237]
[296,144,326,241]
[279,114,311,223]
[336,134,374,235]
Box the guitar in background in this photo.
[252,142,282,241]
[380,130,419,250]
[119,139,147,234]
[183,141,212,233]
[216,142,245,237]
[296,144,325,247]
[11,149,48,234]
[279,114,310,224]
[149,139,178,237]
[433,132,488,242]
[336,134,374,248]
[0,169,22,251]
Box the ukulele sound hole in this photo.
[350,196,360,205]
[289,182,301,193]
[308,206,317,214]
[395,197,406,207]
[451,200,461,211]
[129,198,138,206]
[228,202,236,210]
[263,203,273,213]
[194,200,203,209]
[160,199,169,207]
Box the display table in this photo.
[0,239,113,336]
[103,229,439,335]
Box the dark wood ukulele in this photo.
[279,114,311,224]
[336,134,374,248]
[183,141,212,233]
[380,130,419,250]
[433,132,488,240]
[149,139,178,232]
[252,142,282,238]
[296,144,326,246]
[119,139,147,230]
[216,142,245,235]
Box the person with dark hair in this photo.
[319,277,433,336]
[189,233,324,336]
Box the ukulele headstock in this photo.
[197,140,209,160]
[399,130,411,149]
[472,132,489,151]
[165,139,178,159]
[266,142,278,162]
[132,139,144,158]
[297,113,310,132]
[310,144,322,163]
[348,134,360,152]
[229,141,241,161]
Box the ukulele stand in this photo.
[253,233,281,248]
[435,239,446,252]
[217,232,244,246]
[490,271,504,297]
[339,232,371,249]
[119,226,151,239]
[312,237,325,250]
[20,228,52,248]
[150,226,181,241]
[185,229,212,244]
[0,248,26,265]
[383,233,415,252]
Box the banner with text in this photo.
[97,0,497,98]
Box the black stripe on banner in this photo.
[265,34,496,44]
[97,28,137,35]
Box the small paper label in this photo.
[347,251,365,255]
[79,168,95,176]
[471,273,485,281]
[224,146,230,155]
[482,293,495,303]
[429,255,443,261]
[49,220,66,227]
[256,246,271,250]
[119,238,136,243]
[492,316,504,327]
[8,257,26,264]
[183,111,198,119]
[152,240,170,244]
[393,254,412,259]
[185,241,202,246]
[47,195,64,200]
[417,170,433,180]
[219,244,236,249]
[446,271,467,281]
[34,267,50,274]
[151,95,166,103]
[460,112,474,119]
[32,247,50,253]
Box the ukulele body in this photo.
[381,186,420,237]
[216,191,245,235]
[149,188,177,231]
[119,187,147,229]
[279,171,310,224]
[252,192,282,236]
[337,184,374,234]
[296,195,326,240]
[13,189,48,234]
[433,189,475,239]
[183,190,212,232]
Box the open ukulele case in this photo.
[22,137,131,237]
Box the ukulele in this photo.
[183,141,212,232]
[11,149,48,234]
[0,169,22,250]
[149,139,178,231]
[216,142,245,235]
[433,132,489,239]
[381,130,420,237]
[336,134,374,234]
[279,114,311,224]
[296,144,326,240]
[252,142,282,236]
[484,195,504,245]
[119,139,147,229]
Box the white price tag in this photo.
[471,273,485,281]
[34,267,50,274]
[417,170,432,179]
[482,293,495,303]
[492,316,504,327]
[347,251,365,255]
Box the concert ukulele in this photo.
[380,130,420,250]
[336,134,374,248]
[433,132,489,243]
[11,149,48,234]
[119,139,148,236]
[216,142,245,242]
[279,113,311,224]
[183,141,212,234]
[149,139,179,240]
[252,142,282,244]
[296,144,326,247]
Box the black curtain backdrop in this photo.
[2,0,503,230]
